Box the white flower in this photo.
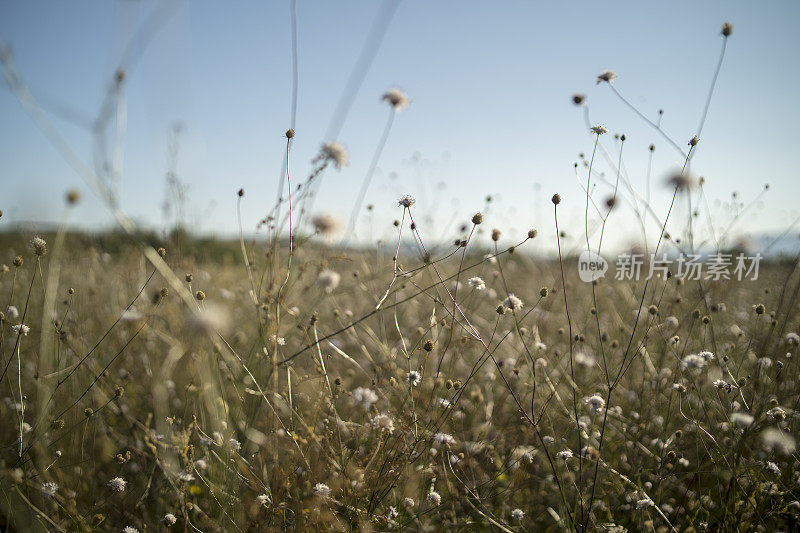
[229,438,241,451]
[164,513,177,526]
[382,88,410,111]
[6,306,19,319]
[681,354,707,371]
[320,142,348,169]
[767,406,787,420]
[371,413,395,434]
[426,491,442,506]
[635,498,654,510]
[511,508,524,520]
[590,125,608,135]
[437,397,451,408]
[730,412,754,428]
[468,277,486,290]
[672,382,687,392]
[765,461,781,475]
[177,470,195,482]
[596,70,617,84]
[761,428,796,455]
[352,387,379,410]
[557,449,574,460]
[41,481,58,497]
[403,497,415,508]
[433,432,456,447]
[316,269,341,293]
[12,324,29,336]
[398,195,415,208]
[575,351,596,369]
[29,236,47,256]
[123,527,139,533]
[502,294,523,311]
[256,493,271,507]
[406,370,422,387]
[712,379,731,392]
[757,357,773,369]
[585,394,606,414]
[313,482,331,497]
[699,351,715,362]
[271,334,285,346]
[785,332,800,346]
[108,477,127,492]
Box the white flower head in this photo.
[511,508,524,520]
[229,438,241,451]
[320,142,348,169]
[316,269,341,293]
[502,294,523,311]
[585,394,606,414]
[730,412,754,428]
[426,491,442,506]
[557,449,574,460]
[433,432,456,447]
[590,125,608,135]
[382,88,410,111]
[29,236,47,256]
[12,324,30,336]
[468,277,486,290]
[108,477,127,492]
[41,481,58,497]
[406,370,422,387]
[164,513,177,526]
[371,413,395,434]
[123,527,139,533]
[761,428,796,455]
[256,493,271,507]
[352,387,379,410]
[313,482,331,497]
[681,354,707,371]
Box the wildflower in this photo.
[382,88,410,111]
[681,354,707,371]
[29,236,47,256]
[388,506,399,519]
[229,438,241,451]
[596,70,617,84]
[721,22,733,37]
[590,125,608,135]
[164,513,177,526]
[271,334,286,346]
[403,497,415,508]
[320,142,348,169]
[123,527,139,533]
[757,357,773,369]
[352,387,379,410]
[12,324,29,336]
[194,459,208,470]
[585,394,606,414]
[575,351,596,369]
[699,351,715,362]
[572,93,586,105]
[666,172,697,191]
[6,306,19,319]
[635,498,654,510]
[433,432,456,446]
[511,508,524,520]
[256,494,271,507]
[785,332,799,346]
[108,477,127,492]
[398,195,415,208]
[672,382,687,392]
[468,277,486,290]
[557,449,574,460]
[712,379,731,392]
[406,370,422,387]
[313,482,331,497]
[316,269,341,293]
[312,213,342,236]
[502,294,523,311]
[372,413,395,433]
[437,397,451,408]
[761,428,796,455]
[426,491,442,506]
[177,470,195,482]
[765,462,780,475]
[41,481,58,497]
[730,412,754,428]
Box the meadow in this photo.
[2,17,800,533]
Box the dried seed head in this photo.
[381,88,410,111]
[755,303,765,315]
[423,340,434,352]
[528,229,537,239]
[572,93,586,105]
[471,212,483,225]
[596,70,617,84]
[590,125,609,135]
[66,189,81,204]
[721,22,733,37]
[551,193,561,205]
[13,256,23,267]
[491,229,501,241]
[29,236,47,256]
[540,287,548,297]
[649,144,655,152]
[238,188,244,197]
[157,247,167,258]
[689,135,699,147]
[195,290,206,301]
[285,128,295,139]
[185,273,193,283]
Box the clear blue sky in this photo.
[1,1,799,252]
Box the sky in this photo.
[1,0,799,254]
